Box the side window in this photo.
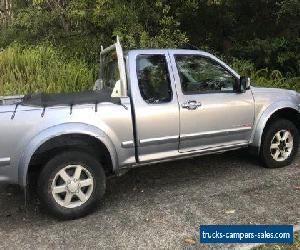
[175,55,237,94]
[101,51,120,92]
[136,55,172,104]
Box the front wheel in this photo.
[37,151,106,219]
[260,119,299,168]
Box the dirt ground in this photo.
[0,149,299,250]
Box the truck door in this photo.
[128,50,180,162]
[169,51,255,152]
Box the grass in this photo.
[253,231,300,250]
[250,69,300,92]
[232,58,300,92]
[0,44,299,96]
[0,44,96,96]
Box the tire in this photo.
[37,151,106,219]
[260,119,299,168]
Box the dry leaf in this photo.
[184,237,196,245]
[225,209,236,214]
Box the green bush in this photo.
[232,59,300,92]
[0,44,96,96]
[230,38,300,77]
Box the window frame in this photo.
[136,54,173,104]
[174,54,239,96]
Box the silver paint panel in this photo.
[168,50,255,152]
[128,50,180,163]
[250,87,300,151]
[0,101,135,186]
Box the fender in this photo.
[250,100,300,153]
[17,122,118,187]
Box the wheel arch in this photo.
[18,123,118,187]
[251,101,300,153]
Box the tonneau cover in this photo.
[22,90,120,107]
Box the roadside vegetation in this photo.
[0,0,299,95]
[0,44,95,95]
[0,43,298,96]
[232,59,300,92]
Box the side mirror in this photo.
[238,76,251,93]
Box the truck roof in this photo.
[125,48,205,55]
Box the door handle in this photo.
[181,100,202,110]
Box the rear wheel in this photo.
[37,151,106,219]
[260,119,299,168]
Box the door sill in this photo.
[122,141,249,169]
[179,140,249,154]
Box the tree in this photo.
[0,0,299,76]
[0,0,13,26]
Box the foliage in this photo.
[230,38,300,77]
[0,43,95,96]
[232,59,300,92]
[0,0,188,63]
[0,0,299,94]
[1,44,298,97]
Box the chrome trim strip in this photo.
[121,141,135,148]
[182,141,248,154]
[180,127,252,141]
[0,157,10,167]
[139,135,179,146]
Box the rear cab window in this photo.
[136,55,172,104]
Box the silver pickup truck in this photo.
[1,38,300,219]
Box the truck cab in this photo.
[96,39,254,164]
